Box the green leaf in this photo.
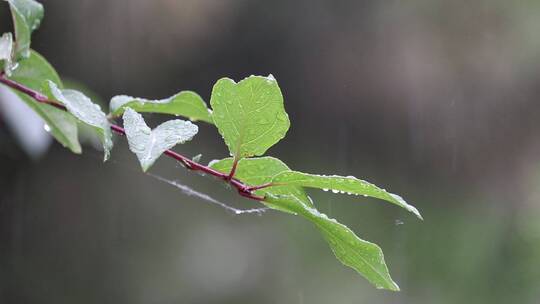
[5,0,44,59]
[265,194,400,291]
[209,157,313,213]
[0,32,15,75]
[48,80,112,160]
[5,50,81,153]
[122,108,198,171]
[210,75,290,159]
[271,171,422,219]
[109,91,213,124]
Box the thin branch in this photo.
[146,173,268,215]
[247,182,276,191]
[0,72,266,202]
[0,72,66,110]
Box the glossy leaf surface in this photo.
[123,108,198,171]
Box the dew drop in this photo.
[43,124,51,133]
[322,188,329,192]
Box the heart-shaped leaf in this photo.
[123,108,198,171]
[5,0,44,59]
[48,80,112,160]
[110,91,213,124]
[210,75,290,159]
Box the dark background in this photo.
[1,0,540,303]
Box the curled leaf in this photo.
[123,108,198,171]
[5,0,44,58]
[48,81,112,160]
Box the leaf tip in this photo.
[389,193,423,220]
[379,281,400,292]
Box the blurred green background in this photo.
[1,0,540,303]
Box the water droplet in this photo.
[322,188,329,192]
[43,124,51,132]
[331,189,339,194]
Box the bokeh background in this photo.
[2,0,540,303]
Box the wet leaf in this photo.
[0,33,14,75]
[209,157,312,213]
[48,81,112,160]
[123,108,198,171]
[210,75,290,159]
[110,91,213,124]
[265,194,400,291]
[5,50,81,153]
[5,0,44,58]
[272,171,422,219]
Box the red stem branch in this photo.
[0,72,266,201]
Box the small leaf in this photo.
[265,194,400,291]
[48,81,112,160]
[5,50,81,153]
[209,157,313,212]
[110,91,213,124]
[123,108,198,171]
[210,75,290,159]
[271,171,422,219]
[5,0,44,59]
[0,32,15,75]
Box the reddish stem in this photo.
[0,72,268,202]
[247,183,275,191]
[0,73,67,110]
[226,158,239,180]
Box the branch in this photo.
[0,72,266,201]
